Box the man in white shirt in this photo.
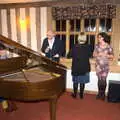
[41,30,62,62]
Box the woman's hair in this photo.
[98,32,110,44]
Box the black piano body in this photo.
[0,35,66,120]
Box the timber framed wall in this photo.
[0,2,50,51]
[0,1,119,64]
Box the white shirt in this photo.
[41,37,59,57]
[48,37,55,49]
[48,37,59,58]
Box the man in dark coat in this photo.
[41,30,62,62]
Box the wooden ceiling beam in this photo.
[0,0,119,9]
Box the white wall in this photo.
[66,69,120,93]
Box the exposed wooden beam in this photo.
[0,0,119,9]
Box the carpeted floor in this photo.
[0,92,120,120]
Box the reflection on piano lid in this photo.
[0,34,66,75]
[0,34,66,120]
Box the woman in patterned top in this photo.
[93,32,114,100]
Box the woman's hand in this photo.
[98,52,107,57]
[108,54,114,61]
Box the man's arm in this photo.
[41,39,46,53]
[53,37,62,57]
[41,38,50,56]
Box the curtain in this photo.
[52,5,116,20]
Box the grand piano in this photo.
[0,35,66,120]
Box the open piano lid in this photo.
[0,35,66,120]
[0,34,66,76]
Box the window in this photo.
[85,19,96,32]
[54,18,112,58]
[86,35,95,57]
[99,18,112,32]
[56,20,66,32]
[69,34,78,49]
[56,34,66,57]
[70,19,81,32]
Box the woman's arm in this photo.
[108,46,114,60]
[93,51,97,58]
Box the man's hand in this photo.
[45,46,50,53]
[40,51,45,56]
[53,54,59,58]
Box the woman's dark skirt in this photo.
[72,72,90,84]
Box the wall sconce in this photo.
[19,18,27,30]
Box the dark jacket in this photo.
[41,36,62,62]
[71,44,91,76]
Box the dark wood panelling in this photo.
[0,9,2,34]
[7,8,12,38]
[7,8,13,57]
[15,8,21,43]
[47,7,52,30]
[36,7,41,51]
[25,7,31,48]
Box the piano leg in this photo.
[49,96,57,120]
